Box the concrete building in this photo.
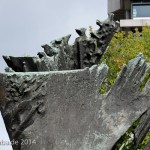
[108,0,150,27]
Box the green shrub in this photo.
[99,26,150,94]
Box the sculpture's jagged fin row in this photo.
[3,13,119,72]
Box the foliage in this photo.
[139,130,150,149]
[115,118,140,149]
[89,26,93,33]
[99,26,150,94]
[99,26,150,149]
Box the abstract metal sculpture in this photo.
[0,13,150,150]
[3,13,119,72]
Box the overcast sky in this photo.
[0,0,107,149]
[0,0,107,72]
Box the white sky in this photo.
[0,0,107,149]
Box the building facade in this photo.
[108,0,150,27]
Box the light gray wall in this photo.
[108,0,131,13]
[108,0,121,13]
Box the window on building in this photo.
[132,3,150,19]
[132,0,150,2]
[132,0,143,2]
